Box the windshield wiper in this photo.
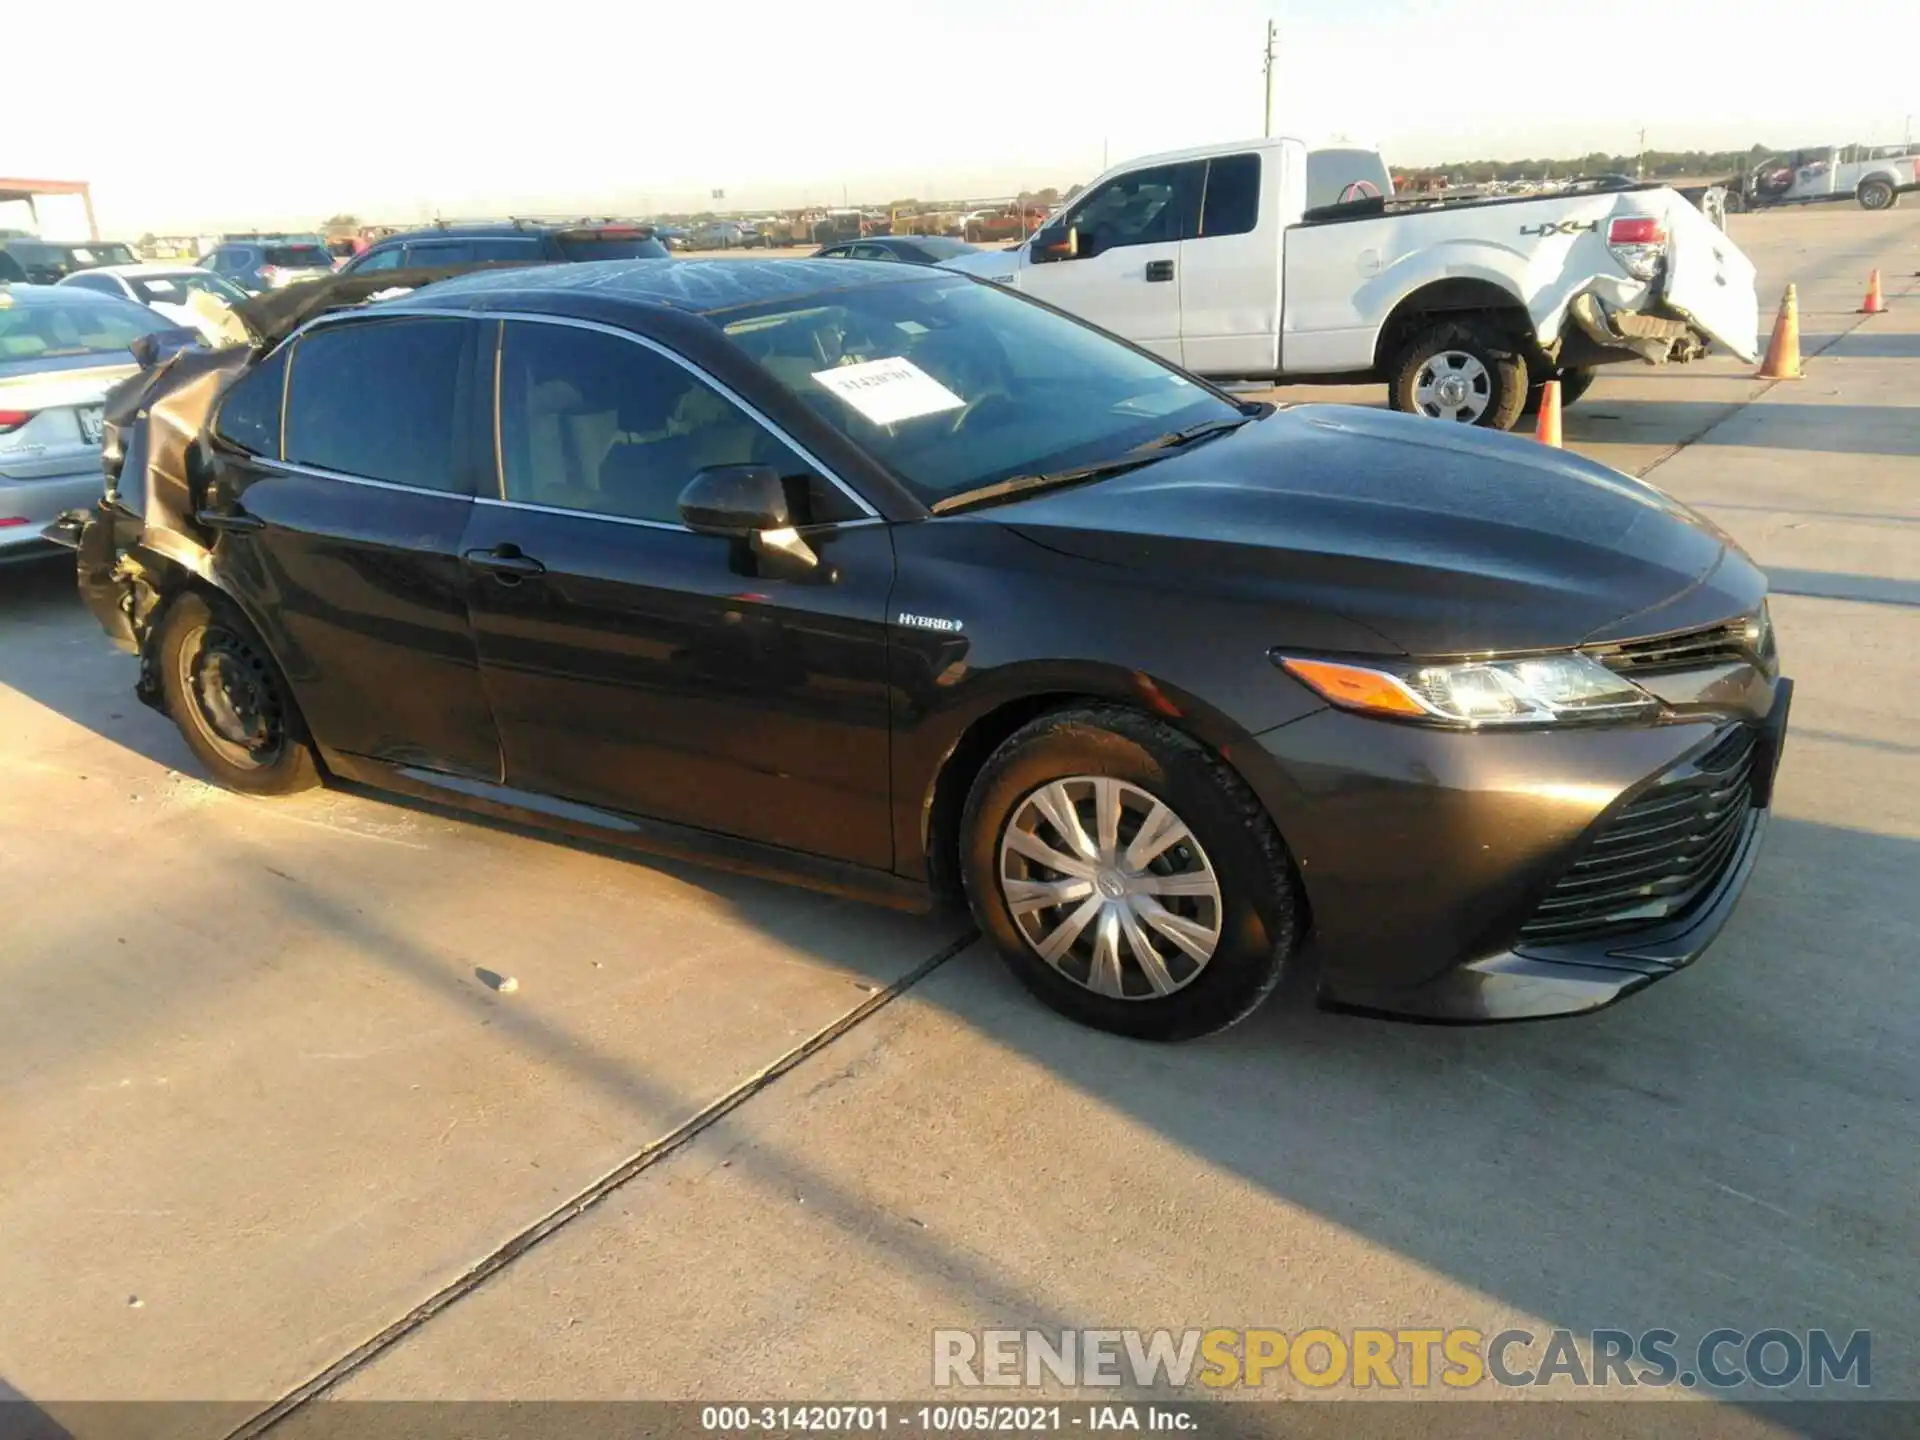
[929,409,1264,517]
[930,453,1166,516]
[1132,412,1259,452]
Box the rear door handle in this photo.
[1145,259,1175,282]
[196,508,265,533]
[464,545,546,582]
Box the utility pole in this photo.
[1637,127,1647,179]
[1262,20,1278,138]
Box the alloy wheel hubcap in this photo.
[998,776,1224,1000]
[1414,350,1492,422]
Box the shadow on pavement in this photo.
[1766,568,1920,608]
[1568,401,1920,457]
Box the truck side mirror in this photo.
[1035,226,1079,263]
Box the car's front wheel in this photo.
[157,591,320,796]
[1388,321,1529,430]
[960,706,1300,1041]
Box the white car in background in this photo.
[56,264,249,346]
[0,285,198,563]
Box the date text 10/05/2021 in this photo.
[701,1406,1196,1432]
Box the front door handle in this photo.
[1145,259,1175,282]
[196,508,265,533]
[465,545,546,582]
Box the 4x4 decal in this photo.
[1519,220,1600,238]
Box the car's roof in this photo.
[70,262,214,278]
[0,283,131,305]
[408,256,932,317]
[379,221,652,242]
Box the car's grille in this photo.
[1517,726,1758,946]
[1589,620,1748,674]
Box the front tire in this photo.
[156,591,320,796]
[1857,179,1896,211]
[1388,321,1529,431]
[959,706,1300,1041]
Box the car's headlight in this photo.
[1278,652,1658,726]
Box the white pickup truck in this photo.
[942,137,1759,430]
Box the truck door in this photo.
[1176,151,1280,377]
[1019,161,1202,365]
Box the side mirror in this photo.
[679,464,823,574]
[678,464,790,535]
[1035,226,1079,262]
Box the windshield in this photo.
[554,233,670,262]
[129,270,248,307]
[719,274,1239,508]
[0,293,172,362]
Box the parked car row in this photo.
[38,233,1791,1042]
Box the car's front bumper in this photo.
[1241,673,1791,1022]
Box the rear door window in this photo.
[468,238,545,263]
[212,345,291,458]
[349,246,405,273]
[1198,153,1261,237]
[285,318,469,492]
[551,232,670,262]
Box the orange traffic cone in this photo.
[1757,284,1803,380]
[1860,269,1886,314]
[1534,379,1563,447]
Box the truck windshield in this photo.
[720,274,1240,509]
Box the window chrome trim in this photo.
[486,310,880,521]
[488,320,506,501]
[471,494,883,535]
[257,457,470,499]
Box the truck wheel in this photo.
[1389,322,1528,431]
[959,706,1300,1042]
[156,591,320,796]
[1525,367,1597,415]
[1857,179,1896,211]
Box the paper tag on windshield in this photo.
[811,356,964,426]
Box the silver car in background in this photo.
[0,285,195,563]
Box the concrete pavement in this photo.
[1,206,1916,1433]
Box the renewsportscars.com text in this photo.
[932,1327,1871,1391]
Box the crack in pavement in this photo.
[222,929,979,1440]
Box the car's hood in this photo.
[939,248,1022,284]
[992,404,1761,656]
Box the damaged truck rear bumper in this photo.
[1562,291,1713,367]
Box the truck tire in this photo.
[1524,367,1597,415]
[1857,179,1896,211]
[1388,322,1529,431]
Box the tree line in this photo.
[1400,146,1789,183]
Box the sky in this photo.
[7,0,1914,237]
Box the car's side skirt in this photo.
[318,748,939,915]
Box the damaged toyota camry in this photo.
[58,259,1791,1040]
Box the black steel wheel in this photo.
[156,591,320,796]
